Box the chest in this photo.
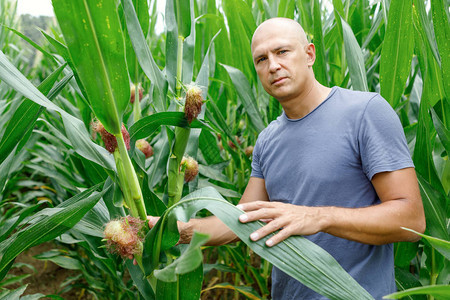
[258,120,365,200]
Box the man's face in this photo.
[251,23,312,102]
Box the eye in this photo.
[278,49,287,55]
[256,57,267,64]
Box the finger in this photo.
[249,219,285,242]
[133,259,137,265]
[265,227,293,247]
[239,207,279,223]
[260,218,273,223]
[236,201,275,212]
[148,216,159,228]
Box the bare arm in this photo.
[238,168,426,246]
[154,177,269,246]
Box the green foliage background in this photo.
[0,0,449,299]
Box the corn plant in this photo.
[0,0,449,299]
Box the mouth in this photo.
[271,77,287,85]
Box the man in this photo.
[149,18,426,299]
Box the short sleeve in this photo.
[358,95,414,180]
[250,134,264,179]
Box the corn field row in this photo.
[0,0,449,299]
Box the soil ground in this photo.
[7,242,92,299]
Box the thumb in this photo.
[147,216,159,228]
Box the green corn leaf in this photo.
[181,0,196,85]
[412,9,446,194]
[4,26,56,62]
[394,241,419,268]
[431,0,450,100]
[155,264,203,300]
[297,0,314,33]
[129,112,210,140]
[125,260,155,300]
[0,274,31,288]
[185,30,221,163]
[142,173,167,216]
[147,187,374,300]
[277,0,295,18]
[383,284,450,299]
[362,8,383,49]
[174,0,191,39]
[0,203,42,243]
[148,129,171,188]
[394,267,425,300]
[154,232,209,282]
[313,0,328,86]
[164,0,178,92]
[431,107,450,154]
[62,117,116,171]
[205,102,240,151]
[142,209,179,273]
[414,0,441,66]
[221,64,266,134]
[413,1,446,108]
[0,185,106,281]
[222,0,256,80]
[0,50,115,171]
[380,0,414,108]
[416,174,448,241]
[53,0,129,135]
[120,0,150,84]
[40,30,69,60]
[0,285,27,300]
[40,30,89,102]
[224,246,255,284]
[122,0,167,109]
[0,63,66,165]
[34,252,83,270]
[199,130,223,165]
[340,16,368,92]
[401,227,450,261]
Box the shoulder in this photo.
[332,87,381,109]
[256,114,284,142]
[331,87,394,123]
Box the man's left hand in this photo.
[237,201,325,247]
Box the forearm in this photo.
[321,199,425,245]
[179,215,240,246]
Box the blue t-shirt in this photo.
[251,86,414,299]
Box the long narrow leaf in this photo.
[221,64,266,134]
[416,174,448,240]
[340,17,368,92]
[0,186,106,280]
[53,0,129,134]
[0,51,116,171]
[313,0,328,86]
[151,187,373,300]
[154,232,209,281]
[380,0,414,108]
[0,63,66,165]
[383,284,450,299]
[122,0,167,105]
[401,227,450,261]
[129,112,209,140]
[431,0,450,100]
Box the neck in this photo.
[281,80,332,119]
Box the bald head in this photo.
[251,18,308,52]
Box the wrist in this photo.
[178,219,194,244]
[318,206,334,234]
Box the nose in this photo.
[268,56,281,73]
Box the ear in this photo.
[305,43,316,67]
